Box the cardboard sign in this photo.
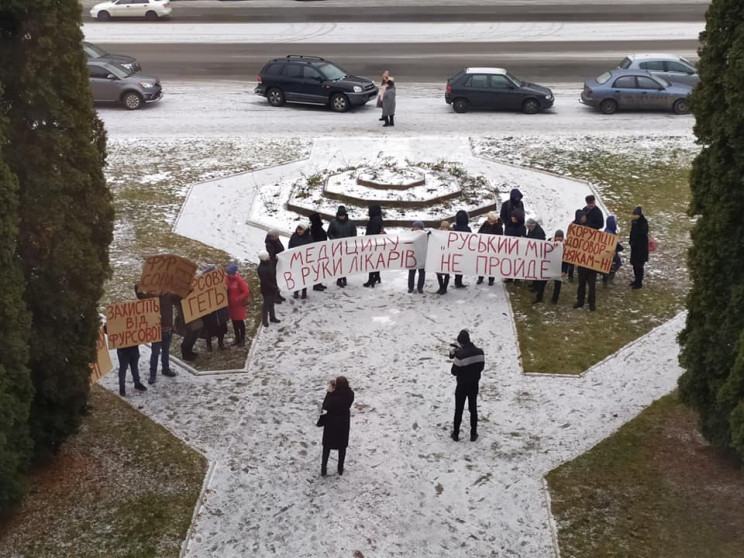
[139,254,197,298]
[425,230,563,280]
[90,327,113,384]
[563,223,619,274]
[276,231,428,291]
[105,298,161,349]
[181,268,228,323]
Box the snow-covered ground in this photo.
[95,82,695,138]
[83,21,704,44]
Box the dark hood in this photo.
[510,188,523,202]
[573,209,585,224]
[455,210,469,227]
[368,205,382,218]
[605,215,617,234]
[336,205,348,218]
[310,212,323,227]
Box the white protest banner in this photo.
[563,223,618,274]
[105,298,161,349]
[276,231,428,291]
[424,230,563,280]
[181,268,228,323]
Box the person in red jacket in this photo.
[226,262,251,346]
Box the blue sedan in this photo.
[580,69,692,115]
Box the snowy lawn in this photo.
[104,136,310,371]
[547,392,744,556]
[0,387,207,558]
[472,135,697,374]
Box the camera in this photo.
[448,343,460,359]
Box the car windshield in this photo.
[317,63,347,81]
[505,72,521,87]
[83,42,107,58]
[103,62,132,79]
[596,71,612,84]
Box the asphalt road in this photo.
[81,2,708,23]
[99,40,699,83]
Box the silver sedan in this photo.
[580,69,692,115]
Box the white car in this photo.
[618,53,699,87]
[90,0,172,21]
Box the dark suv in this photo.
[255,55,378,112]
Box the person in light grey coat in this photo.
[382,78,396,127]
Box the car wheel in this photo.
[145,10,159,21]
[122,91,144,110]
[452,98,469,114]
[522,98,540,115]
[97,10,111,21]
[267,88,285,107]
[673,98,690,115]
[600,99,618,115]
[330,93,350,113]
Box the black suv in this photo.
[255,55,378,113]
[445,67,554,114]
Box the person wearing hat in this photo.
[363,205,384,288]
[257,251,281,327]
[477,212,503,286]
[264,231,287,303]
[449,329,485,442]
[452,210,471,288]
[309,212,328,291]
[408,221,427,293]
[436,220,452,294]
[288,223,314,299]
[500,189,525,237]
[526,218,547,301]
[629,206,649,289]
[327,205,357,288]
[226,262,251,346]
[574,195,604,311]
[601,215,624,286]
[381,77,396,127]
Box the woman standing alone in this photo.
[320,376,355,477]
[382,77,396,127]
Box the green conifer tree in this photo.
[679,0,744,457]
[0,81,34,513]
[0,1,114,459]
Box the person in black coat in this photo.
[327,205,357,288]
[477,211,503,286]
[364,205,384,288]
[566,209,587,282]
[436,220,451,294]
[500,188,525,237]
[574,195,604,311]
[309,212,328,291]
[629,205,649,289]
[450,330,485,442]
[408,221,426,293]
[321,376,355,476]
[257,251,281,327]
[452,209,471,288]
[288,223,313,299]
[525,218,549,302]
[265,231,286,303]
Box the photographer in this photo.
[449,330,485,442]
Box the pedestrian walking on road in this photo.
[320,376,355,477]
[377,69,390,119]
[450,329,485,442]
[382,77,396,127]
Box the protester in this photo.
[174,301,201,361]
[257,251,281,327]
[288,223,313,299]
[602,215,624,286]
[574,195,604,311]
[382,77,396,127]
[264,231,286,303]
[408,221,426,293]
[327,205,357,288]
[436,220,451,295]
[376,70,390,118]
[450,329,485,442]
[116,284,148,396]
[226,262,251,346]
[629,206,649,289]
[477,211,503,286]
[309,212,328,291]
[566,209,587,282]
[320,376,355,477]
[134,283,178,384]
[364,205,384,288]
[501,189,525,237]
[526,218,547,302]
[540,229,567,304]
[452,210,471,288]
[203,305,229,352]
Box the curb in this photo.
[179,459,218,558]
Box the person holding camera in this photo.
[320,376,355,477]
[449,329,485,442]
